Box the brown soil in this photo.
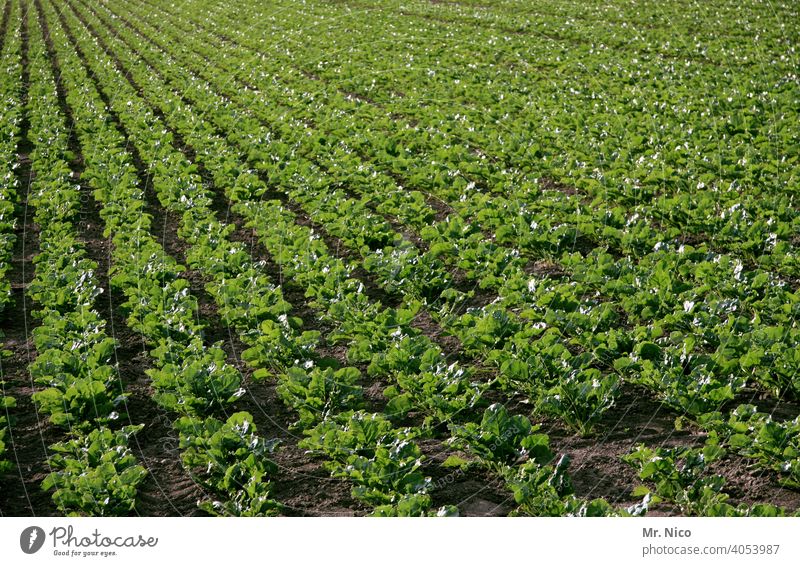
[420,438,512,516]
[710,456,800,511]
[539,384,800,514]
[0,287,63,517]
[0,0,11,52]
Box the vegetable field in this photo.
[0,0,799,517]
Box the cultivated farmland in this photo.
[1,0,799,517]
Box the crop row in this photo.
[0,0,22,476]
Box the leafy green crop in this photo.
[539,369,619,436]
[42,426,147,516]
[148,338,243,416]
[177,412,281,516]
[0,394,15,473]
[624,441,798,517]
[277,366,362,429]
[701,405,800,489]
[301,412,437,514]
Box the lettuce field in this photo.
[1,0,799,517]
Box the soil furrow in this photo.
[0,0,11,53]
